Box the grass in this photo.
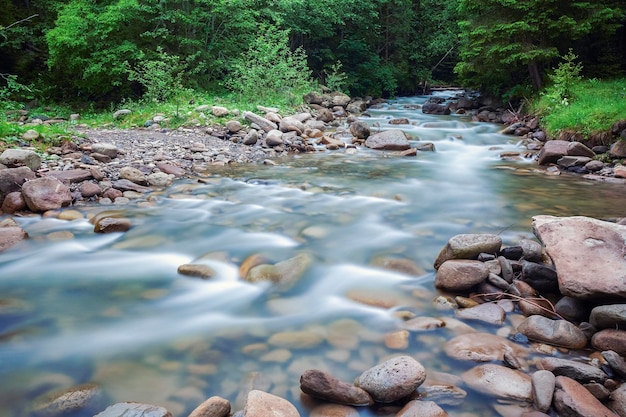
[532,78,626,137]
[0,87,313,154]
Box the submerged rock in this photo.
[94,402,172,417]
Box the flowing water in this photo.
[2,93,626,417]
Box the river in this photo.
[1,93,625,417]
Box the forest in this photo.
[1,0,626,106]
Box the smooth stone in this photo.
[309,403,359,417]
[370,257,425,276]
[455,302,506,325]
[111,179,151,193]
[532,370,556,413]
[553,376,619,417]
[245,253,313,287]
[177,264,215,279]
[521,260,559,293]
[532,216,626,299]
[395,400,448,417]
[538,357,607,384]
[443,332,528,362]
[268,330,323,349]
[45,169,93,183]
[243,390,300,417]
[299,369,373,406]
[94,402,172,417]
[364,129,411,151]
[461,364,532,401]
[120,167,148,185]
[243,111,278,133]
[156,162,186,177]
[537,140,569,165]
[211,106,229,117]
[21,177,72,212]
[112,109,131,120]
[265,130,284,146]
[608,383,626,417]
[349,121,370,139]
[555,297,591,323]
[400,317,445,331]
[57,209,83,220]
[91,143,118,158]
[602,350,626,379]
[418,384,467,406]
[519,238,544,262]
[93,217,132,233]
[590,305,626,330]
[0,148,41,170]
[434,259,489,291]
[1,191,26,213]
[188,396,230,417]
[516,315,587,349]
[22,128,41,140]
[80,182,102,197]
[591,329,626,356]
[354,355,426,403]
[225,120,242,133]
[147,172,173,187]
[434,233,502,269]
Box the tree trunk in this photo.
[528,60,542,90]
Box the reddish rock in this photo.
[537,140,569,165]
[1,191,26,213]
[591,329,626,356]
[300,369,373,406]
[156,162,186,177]
[80,182,102,198]
[94,402,171,417]
[188,396,230,417]
[21,177,72,212]
[0,226,28,252]
[396,400,448,417]
[44,169,93,183]
[553,376,618,417]
[0,166,35,194]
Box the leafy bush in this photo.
[225,25,316,103]
[126,47,186,103]
[542,49,583,108]
[322,61,348,93]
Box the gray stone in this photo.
[243,111,278,133]
[211,106,230,117]
[602,350,626,379]
[94,402,172,417]
[194,104,211,112]
[32,383,102,416]
[517,315,587,349]
[532,370,556,413]
[21,177,72,212]
[519,238,544,262]
[461,364,532,401]
[243,130,259,145]
[590,305,626,330]
[225,120,242,133]
[610,140,626,158]
[538,357,608,383]
[608,383,626,417]
[455,303,506,325]
[0,149,41,171]
[22,129,41,141]
[365,129,411,150]
[300,369,373,406]
[111,179,151,193]
[434,260,490,292]
[265,130,284,147]
[434,233,502,269]
[91,143,118,158]
[349,121,370,139]
[567,141,596,158]
[147,172,173,187]
[532,216,626,299]
[279,117,305,134]
[354,355,426,403]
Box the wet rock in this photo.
[0,148,41,170]
[591,329,626,356]
[265,130,284,146]
[422,103,450,115]
[300,369,374,406]
[518,239,544,262]
[608,383,626,417]
[349,121,370,139]
[521,261,559,293]
[364,129,411,151]
[32,383,102,416]
[434,234,502,269]
[532,370,556,413]
[461,364,532,401]
[590,305,626,330]
[245,253,313,287]
[177,264,215,279]
[517,315,587,349]
[93,217,132,233]
[188,396,230,417]
[243,390,299,417]
[243,130,260,145]
[443,332,527,362]
[268,330,323,349]
[395,400,448,417]
[434,260,489,292]
[94,402,172,417]
[0,166,36,193]
[455,302,506,325]
[537,140,569,165]
[309,403,359,417]
[279,117,305,134]
[400,316,445,331]
[532,216,626,299]
[538,357,608,384]
[22,177,72,212]
[384,330,409,349]
[1,191,26,213]
[0,225,27,252]
[602,350,626,379]
[418,384,467,406]
[553,376,619,417]
[370,257,425,276]
[354,355,426,403]
[555,297,591,323]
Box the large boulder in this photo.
[354,355,426,403]
[532,215,626,299]
[21,177,72,212]
[364,129,411,151]
[537,140,569,165]
[0,149,41,171]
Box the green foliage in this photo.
[322,61,348,94]
[542,50,583,109]
[126,48,186,103]
[0,74,36,106]
[533,78,626,137]
[225,25,316,103]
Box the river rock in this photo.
[243,390,300,417]
[521,260,559,293]
[0,148,41,170]
[94,402,172,417]
[300,369,374,406]
[32,383,102,416]
[188,396,230,417]
[400,316,445,331]
[177,264,215,279]
[0,166,36,193]
[434,260,489,292]
[45,169,94,184]
[279,117,305,134]
[421,103,450,115]
[555,297,591,323]
[553,376,619,417]
[245,253,313,287]
[1,191,26,213]
[93,217,132,233]
[0,225,29,252]
[309,403,359,417]
[591,329,626,356]
[532,370,556,413]
[538,357,608,383]
[517,315,587,349]
[268,330,323,349]
[434,234,502,269]
[22,129,41,140]
[609,383,626,417]
[354,355,426,403]
[418,384,467,406]
[147,172,173,187]
[91,143,119,158]
[537,140,569,165]
[590,305,626,330]
[349,121,370,139]
[156,162,186,177]
[461,364,532,401]
[443,332,527,362]
[610,140,626,158]
[120,167,148,185]
[395,400,448,417]
[602,350,626,379]
[365,129,410,150]
[225,120,242,133]
[243,111,278,133]
[455,302,506,325]
[21,177,72,212]
[111,179,151,193]
[265,130,284,147]
[532,215,626,299]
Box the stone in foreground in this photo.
[553,376,619,417]
[461,364,532,401]
[364,129,411,151]
[300,369,373,406]
[94,402,172,417]
[243,390,300,417]
[354,355,426,403]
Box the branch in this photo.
[1,14,39,32]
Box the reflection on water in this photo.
[1,94,625,416]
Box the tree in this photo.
[455,0,625,95]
